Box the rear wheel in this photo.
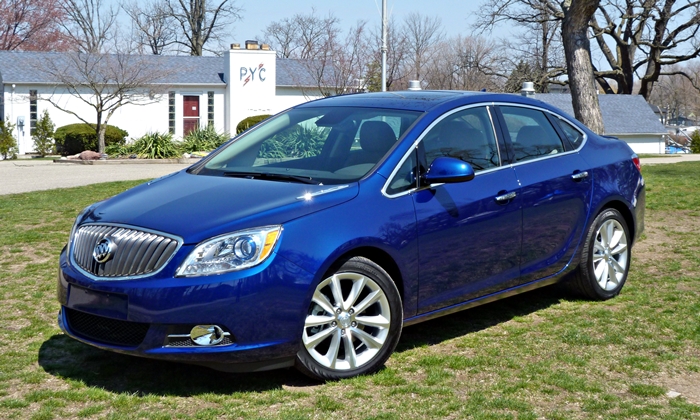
[571,208,631,300]
[295,257,403,381]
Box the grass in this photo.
[0,163,699,419]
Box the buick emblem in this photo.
[93,238,116,264]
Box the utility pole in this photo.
[381,0,387,92]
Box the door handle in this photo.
[571,171,589,181]
[495,191,517,203]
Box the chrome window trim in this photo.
[69,223,184,281]
[382,103,504,199]
[492,101,588,153]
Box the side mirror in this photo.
[422,157,475,185]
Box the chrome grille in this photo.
[71,224,181,279]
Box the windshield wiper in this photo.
[223,171,321,185]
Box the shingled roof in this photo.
[533,93,666,135]
[0,51,320,87]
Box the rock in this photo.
[78,151,102,160]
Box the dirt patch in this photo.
[658,371,700,405]
[633,210,700,275]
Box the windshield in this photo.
[196,106,421,185]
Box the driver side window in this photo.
[421,107,500,171]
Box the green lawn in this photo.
[0,163,699,419]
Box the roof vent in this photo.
[407,80,421,91]
[245,40,259,50]
[521,81,535,97]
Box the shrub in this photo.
[181,125,230,153]
[0,119,18,159]
[105,142,135,158]
[690,130,700,154]
[236,114,271,134]
[54,123,128,155]
[130,132,180,159]
[32,110,56,157]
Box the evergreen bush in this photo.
[690,131,700,154]
[0,119,17,159]
[54,123,128,155]
[32,110,56,157]
[236,114,271,134]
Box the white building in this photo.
[0,43,326,155]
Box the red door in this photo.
[183,96,200,135]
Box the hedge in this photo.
[54,123,128,155]
[236,114,271,134]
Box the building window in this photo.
[30,90,38,135]
[168,92,175,134]
[207,92,214,127]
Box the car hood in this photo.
[82,170,359,244]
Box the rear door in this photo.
[496,105,593,283]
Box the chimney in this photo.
[245,40,259,50]
[230,43,240,50]
[261,44,271,51]
[407,80,421,91]
[521,81,535,97]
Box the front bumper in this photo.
[57,246,314,370]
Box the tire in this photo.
[295,256,403,381]
[570,208,631,300]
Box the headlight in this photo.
[176,225,282,277]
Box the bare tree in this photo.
[402,12,444,82]
[165,0,242,56]
[0,0,69,51]
[123,0,176,55]
[59,0,118,53]
[426,36,504,91]
[476,0,569,91]
[591,0,700,99]
[478,0,700,100]
[562,0,604,133]
[35,52,169,153]
[263,9,339,60]
[649,63,700,123]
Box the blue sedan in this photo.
[57,91,645,380]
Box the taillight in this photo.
[632,154,641,172]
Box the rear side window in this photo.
[554,118,585,149]
[500,106,565,163]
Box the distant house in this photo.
[0,43,327,155]
[532,93,667,154]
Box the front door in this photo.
[183,95,200,135]
[414,106,522,314]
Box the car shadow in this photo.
[38,285,572,395]
[397,285,570,352]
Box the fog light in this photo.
[190,325,226,346]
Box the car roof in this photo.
[295,90,568,115]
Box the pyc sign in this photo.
[241,63,266,86]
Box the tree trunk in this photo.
[561,0,604,134]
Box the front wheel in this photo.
[571,208,631,300]
[295,257,403,381]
